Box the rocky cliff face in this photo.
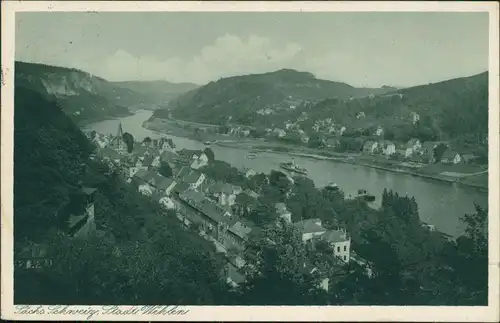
[38,71,97,97]
[15,62,137,124]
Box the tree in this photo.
[239,224,327,304]
[159,161,173,178]
[434,143,448,162]
[204,147,215,162]
[308,134,324,148]
[122,132,135,153]
[143,137,152,145]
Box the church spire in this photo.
[117,122,124,138]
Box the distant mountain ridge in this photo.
[112,80,199,107]
[155,68,397,124]
[14,61,198,124]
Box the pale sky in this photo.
[15,12,489,87]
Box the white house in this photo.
[239,167,256,178]
[183,171,206,189]
[441,150,462,164]
[339,126,347,136]
[379,140,396,156]
[275,203,292,224]
[159,196,176,209]
[403,139,422,158]
[190,153,209,170]
[375,126,384,137]
[411,112,420,124]
[207,183,242,206]
[320,229,351,263]
[407,139,422,152]
[138,184,153,196]
[273,128,287,138]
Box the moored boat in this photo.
[279,161,308,175]
[325,182,339,191]
[246,153,257,159]
[357,189,376,202]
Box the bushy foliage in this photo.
[14,87,233,305]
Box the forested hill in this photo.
[288,71,489,144]
[155,68,396,124]
[112,80,199,107]
[399,71,488,138]
[14,85,93,241]
[14,83,231,304]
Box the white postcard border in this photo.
[1,1,499,322]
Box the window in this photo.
[337,246,340,253]
[344,255,347,261]
[344,245,347,252]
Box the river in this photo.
[83,110,488,238]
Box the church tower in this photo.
[110,122,127,154]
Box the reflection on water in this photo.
[84,110,488,238]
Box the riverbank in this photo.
[78,112,134,127]
[143,117,488,192]
[214,141,488,192]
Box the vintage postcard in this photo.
[1,1,499,321]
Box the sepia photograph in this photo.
[1,1,499,321]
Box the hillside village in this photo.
[41,122,375,290]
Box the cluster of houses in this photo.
[360,138,478,165]
[103,124,358,289]
[20,123,361,291]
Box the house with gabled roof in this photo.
[238,167,256,178]
[405,138,422,156]
[160,150,180,164]
[207,182,242,206]
[184,170,206,189]
[152,175,177,196]
[461,153,478,164]
[362,140,378,154]
[294,218,351,263]
[441,150,462,164]
[379,140,396,156]
[294,218,327,242]
[318,229,351,263]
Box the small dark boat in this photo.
[357,189,376,202]
[279,161,308,175]
[325,182,339,191]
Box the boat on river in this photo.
[246,153,257,159]
[325,182,339,191]
[279,160,308,175]
[357,189,376,202]
[204,140,218,145]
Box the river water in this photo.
[83,110,488,237]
